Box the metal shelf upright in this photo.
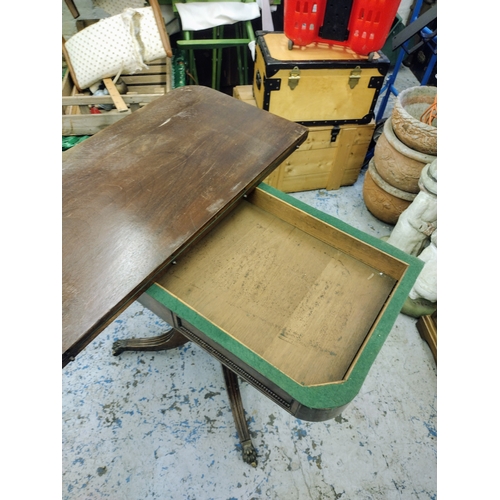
[375,0,437,123]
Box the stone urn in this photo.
[386,160,437,256]
[374,118,436,194]
[362,159,416,225]
[391,86,437,155]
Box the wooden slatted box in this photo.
[62,57,172,136]
[234,85,374,192]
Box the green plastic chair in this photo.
[159,0,257,90]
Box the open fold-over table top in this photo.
[62,84,423,418]
[62,85,308,365]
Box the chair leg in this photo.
[235,23,244,85]
[190,51,198,84]
[212,27,220,90]
[243,44,249,85]
[183,30,198,85]
[215,26,224,90]
[243,21,255,85]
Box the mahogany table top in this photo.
[62,86,307,365]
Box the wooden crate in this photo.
[62,57,172,136]
[232,85,257,106]
[234,85,374,192]
[253,32,390,126]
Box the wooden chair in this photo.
[160,0,258,90]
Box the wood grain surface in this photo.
[62,86,307,365]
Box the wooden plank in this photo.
[341,167,363,186]
[232,85,256,105]
[121,74,167,85]
[65,84,84,116]
[149,0,173,58]
[62,71,74,116]
[123,64,168,75]
[295,126,337,152]
[62,36,81,92]
[326,127,355,190]
[103,78,129,112]
[278,148,333,192]
[248,187,408,280]
[165,57,172,93]
[263,168,280,188]
[62,86,308,365]
[147,58,168,65]
[62,94,163,106]
[326,123,374,189]
[123,85,166,94]
[63,112,132,136]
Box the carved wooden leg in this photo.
[222,365,258,467]
[112,328,189,356]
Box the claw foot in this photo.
[242,440,258,467]
[112,340,127,356]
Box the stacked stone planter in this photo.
[363,86,437,224]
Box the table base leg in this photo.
[112,328,257,467]
[112,328,189,356]
[222,365,258,467]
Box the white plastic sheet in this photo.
[175,2,260,31]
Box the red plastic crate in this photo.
[284,0,402,56]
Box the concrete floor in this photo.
[61,25,437,497]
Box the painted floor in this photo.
[62,67,437,499]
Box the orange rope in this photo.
[420,95,437,125]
